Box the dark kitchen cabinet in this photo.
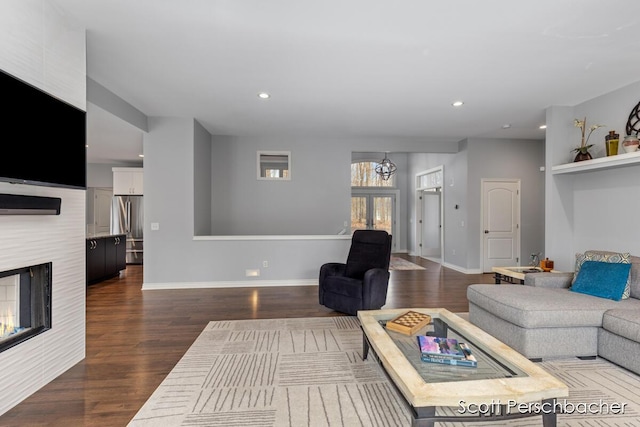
[115,236,126,272]
[86,238,105,284]
[86,234,127,286]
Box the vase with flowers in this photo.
[573,117,605,162]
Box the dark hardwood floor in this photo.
[0,255,494,427]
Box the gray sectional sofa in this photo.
[467,251,640,375]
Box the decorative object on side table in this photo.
[573,117,605,162]
[622,134,640,153]
[529,252,542,267]
[539,257,554,272]
[605,130,620,156]
[626,100,640,136]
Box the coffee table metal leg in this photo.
[362,331,369,360]
[412,406,435,427]
[542,398,557,427]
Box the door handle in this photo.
[126,201,131,233]
[484,230,489,234]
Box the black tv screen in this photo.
[1,69,86,189]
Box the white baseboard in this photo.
[142,279,318,290]
[142,263,486,290]
[441,262,483,274]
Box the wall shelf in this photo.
[551,151,640,175]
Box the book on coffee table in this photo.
[417,336,466,358]
[420,353,477,367]
[417,336,477,367]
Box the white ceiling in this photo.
[53,0,640,164]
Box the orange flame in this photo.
[1,307,15,338]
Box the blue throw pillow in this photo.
[571,261,632,301]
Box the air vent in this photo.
[0,194,61,215]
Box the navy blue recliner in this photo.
[319,230,392,316]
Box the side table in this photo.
[492,266,562,284]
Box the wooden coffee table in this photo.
[358,308,568,427]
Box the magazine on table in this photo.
[417,336,467,358]
[416,335,477,367]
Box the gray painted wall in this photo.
[144,121,467,286]
[87,163,116,187]
[144,117,353,286]
[207,137,438,245]
[407,152,457,254]
[546,80,640,270]
[466,138,545,270]
[407,138,545,273]
[447,143,469,268]
[87,78,148,132]
[194,120,212,235]
[209,135,351,236]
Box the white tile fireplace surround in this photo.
[0,183,86,415]
[0,0,87,415]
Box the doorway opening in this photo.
[415,166,444,264]
[420,188,442,261]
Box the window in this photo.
[258,151,291,180]
[351,161,394,187]
[351,161,397,245]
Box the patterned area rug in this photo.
[389,256,426,270]
[128,317,640,427]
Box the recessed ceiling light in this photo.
[539,125,547,129]
[502,124,511,129]
[452,101,464,107]
[258,92,270,99]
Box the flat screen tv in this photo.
[0,68,86,189]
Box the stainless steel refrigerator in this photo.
[111,195,143,264]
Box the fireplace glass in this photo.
[0,262,52,352]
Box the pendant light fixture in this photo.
[375,152,397,181]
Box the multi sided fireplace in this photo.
[0,262,51,352]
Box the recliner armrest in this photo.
[361,268,391,309]
[362,267,390,286]
[320,262,347,278]
[524,272,573,288]
[318,262,348,304]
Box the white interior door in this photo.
[482,180,520,272]
[421,190,441,258]
[94,188,113,234]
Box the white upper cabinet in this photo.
[113,167,143,195]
